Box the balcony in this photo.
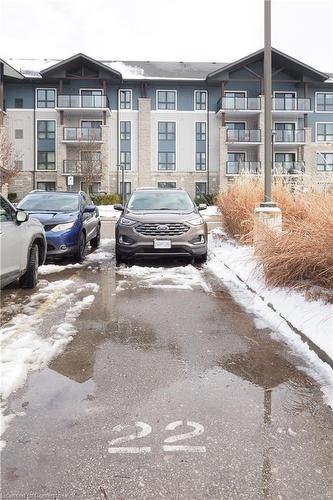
[63,159,102,175]
[272,98,311,112]
[226,129,261,143]
[273,162,305,174]
[217,97,261,114]
[63,127,102,142]
[274,129,305,143]
[226,161,261,175]
[57,95,109,111]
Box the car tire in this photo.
[75,232,86,262]
[19,243,39,289]
[90,225,101,249]
[115,245,125,265]
[195,252,207,264]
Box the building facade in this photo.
[1,48,332,200]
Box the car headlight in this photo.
[50,222,75,232]
[119,217,136,226]
[188,217,203,226]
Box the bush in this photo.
[8,192,17,202]
[195,193,218,206]
[91,193,121,205]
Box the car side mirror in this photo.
[198,203,207,211]
[16,210,29,224]
[84,204,96,213]
[113,204,124,211]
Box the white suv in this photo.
[0,194,47,289]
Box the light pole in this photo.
[119,163,126,205]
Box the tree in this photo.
[77,133,104,194]
[0,126,20,189]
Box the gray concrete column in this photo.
[138,98,152,186]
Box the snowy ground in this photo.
[207,229,333,406]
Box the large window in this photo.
[37,120,55,139]
[316,93,333,112]
[195,122,206,141]
[120,151,131,170]
[36,89,56,108]
[317,123,333,142]
[195,182,207,197]
[120,121,131,140]
[37,182,56,191]
[158,182,176,189]
[158,122,176,141]
[157,90,176,110]
[194,91,207,110]
[317,153,333,172]
[37,151,55,170]
[158,152,176,170]
[196,152,206,171]
[119,90,132,109]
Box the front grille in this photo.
[135,222,190,237]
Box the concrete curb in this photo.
[209,249,333,370]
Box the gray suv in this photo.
[114,188,207,263]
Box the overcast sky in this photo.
[1,0,332,71]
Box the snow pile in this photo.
[97,205,121,220]
[39,262,82,275]
[207,230,333,406]
[201,205,221,217]
[85,238,114,263]
[116,264,211,292]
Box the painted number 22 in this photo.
[108,420,206,454]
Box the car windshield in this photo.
[18,193,79,212]
[127,191,194,211]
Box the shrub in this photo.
[91,193,121,205]
[8,192,17,202]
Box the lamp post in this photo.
[119,163,126,205]
[253,0,282,248]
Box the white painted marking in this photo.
[163,420,206,452]
[108,421,152,454]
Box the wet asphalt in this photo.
[1,240,333,500]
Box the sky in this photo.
[1,0,332,72]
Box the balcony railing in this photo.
[217,97,261,112]
[226,129,261,142]
[63,127,102,141]
[274,130,305,142]
[57,95,109,109]
[63,160,102,174]
[272,98,311,111]
[226,161,261,175]
[273,162,305,174]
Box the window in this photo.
[119,182,132,199]
[317,153,333,172]
[37,89,56,108]
[120,121,131,140]
[226,122,246,130]
[37,151,55,170]
[81,151,101,162]
[158,152,176,170]
[37,120,55,139]
[158,122,175,141]
[81,182,101,193]
[157,90,176,110]
[0,195,15,222]
[317,123,333,142]
[316,93,333,112]
[119,90,132,109]
[14,160,23,170]
[196,152,206,171]
[37,182,56,191]
[120,151,131,170]
[15,129,23,139]
[195,122,206,141]
[194,91,207,110]
[195,182,207,197]
[158,182,176,189]
[14,98,23,108]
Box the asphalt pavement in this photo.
[1,241,332,500]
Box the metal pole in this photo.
[262,0,275,206]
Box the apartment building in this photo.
[0,48,332,200]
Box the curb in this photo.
[209,249,333,370]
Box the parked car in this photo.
[0,194,46,289]
[17,191,101,261]
[114,187,208,264]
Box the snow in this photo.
[207,230,333,407]
[97,205,121,220]
[201,205,221,217]
[116,264,211,292]
[39,263,82,275]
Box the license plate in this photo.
[154,239,171,249]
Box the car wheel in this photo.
[195,252,207,264]
[90,225,101,249]
[19,243,39,289]
[75,232,86,262]
[115,244,125,265]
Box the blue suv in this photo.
[18,191,101,261]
